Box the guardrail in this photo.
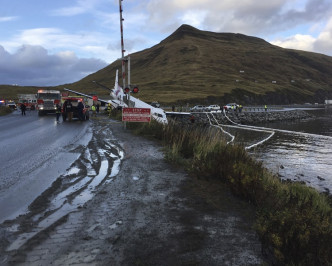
[242,106,282,112]
[161,104,328,113]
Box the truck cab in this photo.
[37,90,61,115]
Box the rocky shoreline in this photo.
[182,109,312,126]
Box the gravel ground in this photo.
[0,116,265,265]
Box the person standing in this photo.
[96,103,100,114]
[265,105,267,112]
[55,103,61,122]
[66,100,73,121]
[91,104,96,117]
[77,100,84,121]
[20,103,26,116]
[107,103,112,117]
[189,114,195,123]
[62,100,68,122]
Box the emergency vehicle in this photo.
[18,94,37,110]
[6,100,17,110]
[61,96,90,121]
[36,89,61,116]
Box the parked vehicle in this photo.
[18,94,37,110]
[150,101,160,108]
[206,104,220,112]
[61,96,90,121]
[6,101,17,110]
[223,103,239,111]
[36,90,61,115]
[190,105,206,112]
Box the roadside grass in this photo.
[124,118,332,265]
[0,106,13,116]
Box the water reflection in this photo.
[246,109,332,194]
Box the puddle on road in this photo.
[66,167,80,176]
[6,128,125,252]
[110,159,121,177]
[51,176,92,209]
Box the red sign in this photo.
[122,108,151,122]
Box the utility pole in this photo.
[119,0,128,129]
[119,0,126,94]
[127,55,131,107]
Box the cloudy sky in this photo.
[1,0,332,86]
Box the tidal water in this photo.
[249,108,332,194]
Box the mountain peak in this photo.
[163,24,267,45]
[176,24,199,33]
[161,24,202,43]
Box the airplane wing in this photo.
[63,88,126,108]
[63,88,94,99]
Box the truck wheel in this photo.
[38,111,44,116]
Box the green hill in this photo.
[2,24,332,105]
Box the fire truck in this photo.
[36,89,61,116]
[18,94,37,110]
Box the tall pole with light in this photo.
[118,0,139,111]
[118,0,127,104]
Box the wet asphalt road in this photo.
[0,110,92,223]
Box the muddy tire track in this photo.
[0,120,124,257]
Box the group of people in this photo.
[56,99,86,123]
[18,99,102,122]
[223,104,243,113]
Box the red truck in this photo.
[61,96,90,121]
[18,94,37,110]
[36,90,61,115]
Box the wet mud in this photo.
[0,117,264,265]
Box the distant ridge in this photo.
[163,24,270,46]
[2,24,332,105]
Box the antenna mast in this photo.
[119,0,126,89]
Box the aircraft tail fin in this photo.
[114,69,119,90]
[112,69,124,99]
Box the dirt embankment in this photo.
[0,117,265,265]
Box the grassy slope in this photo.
[130,120,332,265]
[1,24,332,105]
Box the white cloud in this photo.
[51,0,106,16]
[180,10,207,28]
[314,17,332,55]
[271,17,332,55]
[0,45,107,86]
[1,27,119,63]
[271,34,315,51]
[0,16,18,22]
